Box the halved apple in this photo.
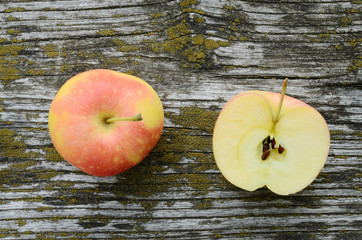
[213,79,330,195]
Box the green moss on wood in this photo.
[5,7,25,13]
[151,13,163,19]
[0,98,4,112]
[36,206,53,212]
[78,214,111,227]
[346,38,361,48]
[7,29,20,36]
[204,39,220,50]
[42,7,57,11]
[335,44,344,50]
[166,106,218,133]
[160,18,230,68]
[0,129,38,159]
[353,64,362,75]
[44,147,64,162]
[41,44,59,58]
[7,16,19,21]
[340,17,353,26]
[193,15,205,23]
[97,29,115,37]
[166,19,191,40]
[17,219,26,226]
[0,59,21,83]
[36,170,59,180]
[25,69,46,76]
[195,198,212,209]
[180,0,198,8]
[162,35,189,54]
[25,113,40,121]
[60,65,71,73]
[102,57,125,66]
[348,8,360,13]
[111,39,139,52]
[9,160,37,170]
[0,44,26,56]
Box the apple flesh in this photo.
[48,69,164,177]
[213,79,330,195]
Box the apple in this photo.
[213,79,330,195]
[48,69,164,177]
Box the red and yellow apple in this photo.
[48,69,164,177]
[213,79,330,195]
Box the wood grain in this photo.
[0,0,361,239]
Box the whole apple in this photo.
[48,69,164,177]
[213,79,330,195]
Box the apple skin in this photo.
[48,69,164,177]
[213,90,330,195]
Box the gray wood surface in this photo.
[0,0,361,239]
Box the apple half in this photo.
[213,79,330,195]
[49,69,164,177]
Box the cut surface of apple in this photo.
[213,79,330,195]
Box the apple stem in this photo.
[273,78,288,124]
[105,113,143,124]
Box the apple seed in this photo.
[262,148,271,160]
[278,145,285,154]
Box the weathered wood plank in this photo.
[1,0,361,239]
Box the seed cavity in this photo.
[261,136,284,160]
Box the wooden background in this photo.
[0,0,361,239]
